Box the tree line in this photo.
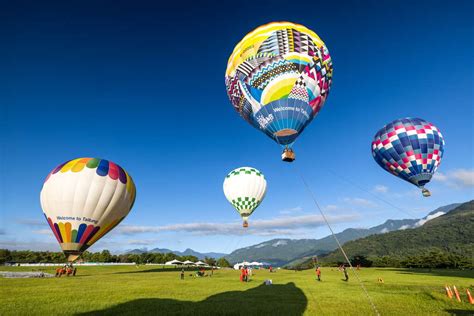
[293,249,474,270]
[0,249,231,267]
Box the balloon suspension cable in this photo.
[327,169,418,218]
[297,168,380,316]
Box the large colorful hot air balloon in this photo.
[223,167,267,227]
[371,118,445,197]
[40,158,136,262]
[225,22,333,162]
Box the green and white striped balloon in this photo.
[223,167,267,227]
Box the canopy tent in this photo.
[194,261,207,266]
[233,261,267,270]
[182,260,195,265]
[233,261,250,270]
[165,259,183,265]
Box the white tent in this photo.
[165,259,183,265]
[234,261,266,270]
[182,260,195,265]
[194,261,206,266]
[233,261,251,270]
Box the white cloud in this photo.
[343,197,377,207]
[433,172,448,182]
[433,169,474,188]
[451,169,474,187]
[279,206,303,215]
[32,229,52,235]
[16,218,47,227]
[398,225,411,230]
[373,185,388,193]
[115,213,359,237]
[415,211,445,227]
[324,205,339,211]
[0,240,59,251]
[125,239,161,246]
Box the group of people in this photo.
[55,264,77,277]
[180,266,214,279]
[239,266,252,282]
[314,264,349,282]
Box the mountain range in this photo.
[318,200,474,264]
[223,203,462,266]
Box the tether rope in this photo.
[296,166,381,316]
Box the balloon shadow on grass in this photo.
[444,309,474,315]
[76,282,307,316]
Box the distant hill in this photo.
[225,203,462,266]
[125,248,227,260]
[318,201,474,264]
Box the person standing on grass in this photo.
[316,266,321,281]
[180,268,184,280]
[343,265,349,281]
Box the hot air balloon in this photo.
[223,167,267,227]
[371,118,445,197]
[40,158,136,262]
[225,22,333,162]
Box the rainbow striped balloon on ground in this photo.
[40,158,136,262]
[371,118,445,197]
[225,22,333,161]
[223,167,267,228]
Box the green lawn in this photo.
[1,266,473,315]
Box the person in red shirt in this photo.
[316,266,321,281]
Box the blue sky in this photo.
[1,0,473,254]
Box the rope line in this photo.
[297,168,381,316]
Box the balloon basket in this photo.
[422,188,431,197]
[243,220,249,228]
[281,148,295,162]
[67,254,80,263]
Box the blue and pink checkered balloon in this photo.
[371,118,445,197]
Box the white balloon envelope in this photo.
[40,158,136,262]
[223,167,267,227]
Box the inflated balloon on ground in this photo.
[40,158,136,261]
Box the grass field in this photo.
[1,265,473,315]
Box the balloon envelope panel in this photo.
[223,167,267,221]
[371,118,445,187]
[225,22,333,146]
[40,158,136,259]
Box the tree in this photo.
[204,257,216,266]
[216,257,231,268]
[99,250,112,262]
[0,249,12,264]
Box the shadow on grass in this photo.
[113,267,214,274]
[374,268,474,279]
[444,309,474,315]
[76,282,307,315]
